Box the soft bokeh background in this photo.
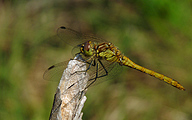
[0,0,192,120]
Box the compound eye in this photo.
[82,41,93,56]
[84,41,90,52]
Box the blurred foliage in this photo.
[0,0,192,120]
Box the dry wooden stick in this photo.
[49,55,88,120]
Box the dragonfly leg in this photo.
[85,59,95,72]
[71,58,109,89]
[68,59,95,90]
[72,58,97,75]
[97,59,108,78]
[85,61,99,89]
[71,59,94,76]
[86,59,109,89]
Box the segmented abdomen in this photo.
[120,56,185,91]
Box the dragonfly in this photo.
[44,26,185,91]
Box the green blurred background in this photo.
[0,0,192,120]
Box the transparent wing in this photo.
[43,60,70,81]
[57,26,106,46]
[44,58,122,87]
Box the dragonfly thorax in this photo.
[97,42,123,63]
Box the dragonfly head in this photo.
[80,41,94,56]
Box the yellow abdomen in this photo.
[120,56,185,91]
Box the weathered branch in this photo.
[49,55,88,120]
